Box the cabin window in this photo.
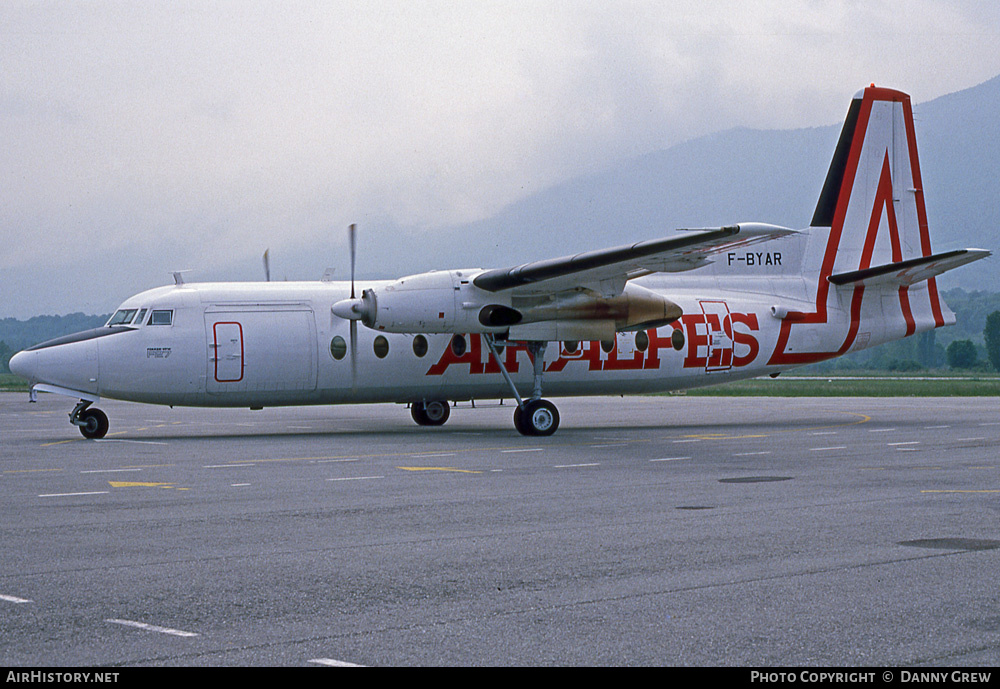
[330,336,347,360]
[412,335,428,358]
[373,335,389,359]
[671,328,685,351]
[107,309,137,326]
[450,334,466,357]
[600,339,615,354]
[635,331,649,352]
[148,310,173,326]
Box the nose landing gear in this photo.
[410,399,451,426]
[70,400,109,439]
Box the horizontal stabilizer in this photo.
[828,248,990,287]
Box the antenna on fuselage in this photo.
[263,249,271,282]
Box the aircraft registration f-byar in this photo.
[9,86,991,438]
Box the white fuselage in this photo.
[13,236,946,411]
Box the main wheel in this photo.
[514,399,559,436]
[78,408,109,439]
[410,400,451,426]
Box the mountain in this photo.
[362,76,999,292]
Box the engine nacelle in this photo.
[513,282,682,333]
[332,270,682,338]
[335,270,507,334]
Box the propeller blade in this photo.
[350,320,358,391]
[347,223,359,389]
[348,223,357,299]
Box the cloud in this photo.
[1,1,999,316]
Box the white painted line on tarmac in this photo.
[0,594,33,604]
[95,439,169,445]
[810,446,847,452]
[308,658,366,667]
[501,448,543,453]
[888,441,920,446]
[869,428,897,433]
[554,462,599,468]
[106,618,199,637]
[326,476,385,482]
[38,491,109,498]
[204,463,256,468]
[733,451,772,457]
[650,457,691,462]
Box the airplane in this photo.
[8,85,991,439]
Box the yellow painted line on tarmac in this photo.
[397,466,483,474]
[40,438,81,447]
[108,481,188,491]
[675,412,872,441]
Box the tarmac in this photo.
[2,392,999,666]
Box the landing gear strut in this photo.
[70,400,109,439]
[484,335,560,436]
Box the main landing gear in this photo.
[485,335,560,436]
[70,400,109,439]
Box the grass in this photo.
[682,373,1000,397]
[0,373,28,391]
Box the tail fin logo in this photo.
[768,86,945,366]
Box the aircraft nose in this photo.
[8,350,36,382]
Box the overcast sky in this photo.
[3,1,1000,318]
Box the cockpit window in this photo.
[134,308,147,325]
[148,309,173,326]
[107,309,138,326]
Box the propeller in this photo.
[348,224,357,389]
[331,224,374,389]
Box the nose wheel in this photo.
[410,399,451,426]
[70,401,109,439]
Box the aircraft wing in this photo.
[472,223,796,296]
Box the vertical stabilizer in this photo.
[769,86,958,366]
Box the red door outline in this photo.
[213,321,244,383]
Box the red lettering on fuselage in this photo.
[425,310,761,376]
